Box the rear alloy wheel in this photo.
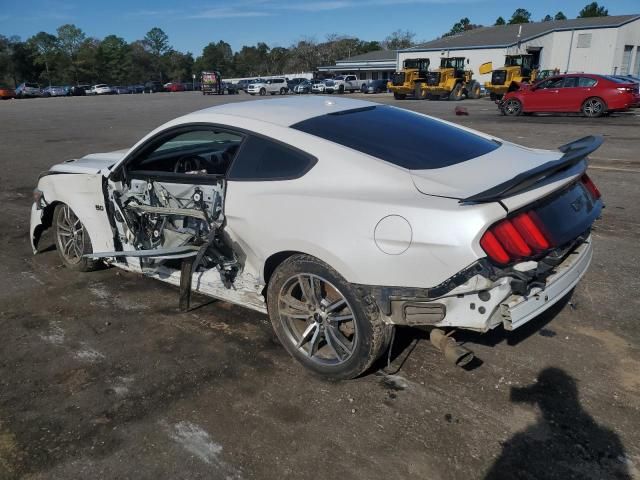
[54,204,100,272]
[259,88,266,96]
[280,87,286,95]
[449,83,463,101]
[582,97,606,118]
[503,98,523,116]
[267,255,392,380]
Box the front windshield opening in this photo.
[440,58,465,69]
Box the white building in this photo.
[399,14,640,84]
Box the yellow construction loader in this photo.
[423,57,481,101]
[480,54,538,101]
[387,58,430,100]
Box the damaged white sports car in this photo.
[31,97,603,379]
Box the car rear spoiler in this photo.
[460,135,603,204]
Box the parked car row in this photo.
[2,80,207,99]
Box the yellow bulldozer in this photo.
[480,54,538,101]
[387,58,430,100]
[423,57,481,101]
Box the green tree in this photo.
[56,24,86,84]
[578,2,608,18]
[96,35,130,84]
[508,8,532,24]
[444,17,482,37]
[27,32,58,86]
[165,50,193,82]
[542,14,553,22]
[75,38,100,84]
[494,16,506,25]
[194,41,234,76]
[555,11,567,20]
[144,27,171,81]
[127,40,154,83]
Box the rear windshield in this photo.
[602,75,634,84]
[291,106,500,170]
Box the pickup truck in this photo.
[323,75,367,94]
[247,78,289,96]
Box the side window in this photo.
[128,129,244,176]
[578,77,597,87]
[227,136,316,181]
[563,77,579,88]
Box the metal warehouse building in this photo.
[399,14,640,83]
[317,50,396,80]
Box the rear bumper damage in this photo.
[357,235,593,333]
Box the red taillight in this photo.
[511,212,550,251]
[479,230,510,264]
[480,211,553,265]
[581,173,601,200]
[492,220,532,258]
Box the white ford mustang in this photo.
[30,96,603,379]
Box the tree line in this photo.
[0,27,414,88]
[0,2,611,87]
[446,2,609,37]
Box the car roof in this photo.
[186,96,378,127]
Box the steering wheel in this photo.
[174,154,205,173]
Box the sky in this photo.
[1,0,638,55]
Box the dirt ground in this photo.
[1,92,639,480]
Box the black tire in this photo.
[502,98,523,116]
[414,82,426,99]
[267,254,393,380]
[467,81,481,99]
[338,85,344,94]
[393,92,406,100]
[53,204,101,272]
[449,83,463,101]
[361,84,367,92]
[582,97,606,118]
[489,92,497,101]
[259,88,266,96]
[280,87,286,95]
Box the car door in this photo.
[555,76,583,111]
[528,77,564,111]
[105,126,245,267]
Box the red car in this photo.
[500,74,636,117]
[164,82,185,92]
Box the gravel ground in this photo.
[0,92,639,480]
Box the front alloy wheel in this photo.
[503,98,523,116]
[54,204,99,272]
